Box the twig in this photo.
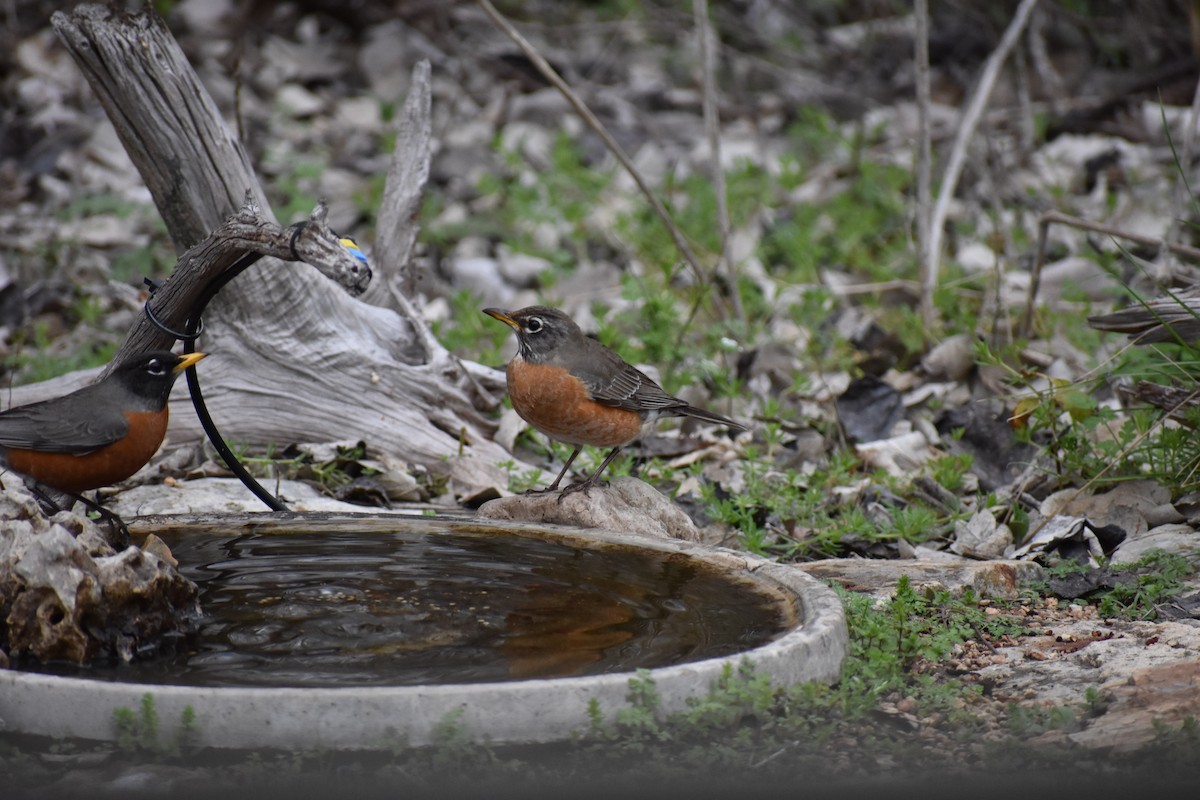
[928,0,1041,309]
[914,0,933,327]
[1020,209,1200,336]
[694,0,743,321]
[474,0,708,289]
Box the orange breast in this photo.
[507,360,643,448]
[3,409,169,494]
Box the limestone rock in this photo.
[476,476,699,541]
[1111,523,1200,565]
[797,558,1044,599]
[0,480,200,665]
[950,508,1014,559]
[1069,659,1200,751]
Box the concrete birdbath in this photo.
[0,513,847,750]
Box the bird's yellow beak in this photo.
[483,308,521,331]
[174,352,207,372]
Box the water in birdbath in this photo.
[25,525,793,687]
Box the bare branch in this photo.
[928,0,1041,309]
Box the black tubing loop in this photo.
[146,250,288,511]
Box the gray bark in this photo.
[24,4,512,495]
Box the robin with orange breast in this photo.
[0,350,205,510]
[484,306,743,496]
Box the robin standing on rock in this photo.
[0,350,206,500]
[484,306,743,496]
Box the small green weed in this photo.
[5,322,118,385]
[1035,548,1196,620]
[498,459,544,493]
[112,694,196,757]
[578,580,1031,772]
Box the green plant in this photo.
[1035,548,1196,620]
[978,338,1147,489]
[112,694,196,757]
[434,289,512,362]
[5,321,119,384]
[420,707,499,775]
[498,459,545,493]
[830,578,1026,718]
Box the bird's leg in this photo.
[558,446,623,502]
[22,481,129,549]
[74,492,130,550]
[25,481,65,517]
[526,445,583,494]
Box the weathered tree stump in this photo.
[8,4,517,498]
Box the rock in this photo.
[445,255,514,303]
[476,476,700,541]
[919,333,976,382]
[1069,659,1200,752]
[276,83,325,117]
[496,245,552,287]
[950,509,1013,560]
[0,480,199,665]
[1111,523,1200,565]
[854,430,934,476]
[797,558,1044,599]
[975,617,1200,710]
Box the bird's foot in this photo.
[72,492,130,550]
[555,478,603,504]
[91,506,131,550]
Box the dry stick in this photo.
[928,0,1041,317]
[1019,209,1200,336]
[914,0,934,328]
[694,0,743,322]
[474,0,708,290]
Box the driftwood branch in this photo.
[38,4,514,495]
[51,5,272,248]
[369,59,433,305]
[107,197,370,374]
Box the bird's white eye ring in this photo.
[526,317,544,333]
[146,358,168,376]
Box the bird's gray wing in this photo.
[0,394,128,453]
[569,340,685,412]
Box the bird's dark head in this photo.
[483,306,579,363]
[114,350,206,405]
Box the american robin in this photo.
[484,306,744,496]
[0,350,206,496]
